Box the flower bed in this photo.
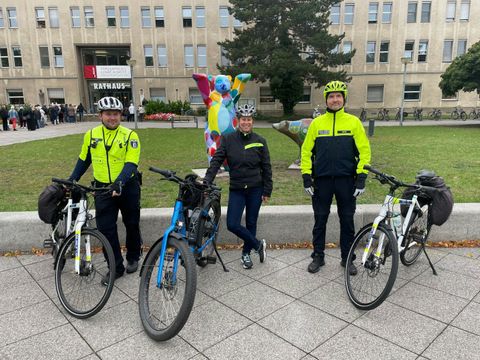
[144,113,176,121]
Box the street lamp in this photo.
[126,58,138,129]
[399,56,412,127]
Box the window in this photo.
[196,7,205,27]
[12,46,22,67]
[120,7,129,27]
[219,6,229,27]
[184,45,194,67]
[183,7,192,27]
[220,46,231,66]
[233,17,242,28]
[366,41,376,63]
[150,88,166,102]
[404,41,414,60]
[300,87,311,103]
[84,6,94,27]
[49,8,59,28]
[457,40,467,56]
[197,45,207,67]
[106,7,116,26]
[189,88,203,104]
[404,84,422,100]
[443,40,453,62]
[7,7,17,28]
[71,7,80,27]
[144,45,153,66]
[368,2,378,23]
[421,1,431,22]
[0,48,9,67]
[0,9,4,28]
[407,2,417,23]
[330,3,340,24]
[36,7,46,28]
[418,40,428,62]
[344,4,354,24]
[343,41,352,64]
[141,7,151,27]
[157,45,167,67]
[446,1,456,21]
[379,41,389,63]
[367,85,384,102]
[382,2,392,23]
[47,88,65,104]
[260,87,275,103]
[53,46,64,67]
[460,0,470,21]
[39,46,50,67]
[7,89,24,105]
[154,7,164,27]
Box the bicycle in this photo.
[344,165,438,310]
[450,106,467,121]
[360,107,367,122]
[395,108,408,121]
[428,108,442,120]
[413,107,423,121]
[41,178,116,318]
[138,167,228,341]
[376,108,390,121]
[468,108,480,120]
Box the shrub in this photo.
[144,100,192,115]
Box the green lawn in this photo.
[1,124,479,211]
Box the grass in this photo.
[1,124,479,212]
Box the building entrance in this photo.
[87,81,132,112]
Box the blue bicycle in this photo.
[138,167,228,341]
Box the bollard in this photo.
[368,119,375,137]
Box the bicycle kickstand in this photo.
[213,241,229,272]
[422,245,438,275]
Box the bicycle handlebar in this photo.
[51,178,110,194]
[149,167,221,191]
[364,166,439,194]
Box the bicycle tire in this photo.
[469,111,476,120]
[195,200,221,267]
[345,223,398,310]
[451,111,459,120]
[138,236,196,341]
[400,206,431,266]
[460,111,467,121]
[55,228,115,319]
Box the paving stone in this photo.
[387,282,468,323]
[311,325,417,359]
[189,354,208,360]
[451,302,480,336]
[24,257,55,281]
[258,300,347,353]
[112,271,142,301]
[217,281,294,321]
[0,256,21,271]
[275,249,311,265]
[179,300,252,352]
[203,323,306,360]
[473,291,480,304]
[423,326,480,360]
[1,279,49,315]
[301,281,366,322]
[435,254,480,279]
[195,264,254,298]
[0,266,34,287]
[226,256,289,280]
[292,254,344,281]
[16,254,50,266]
[435,247,480,259]
[98,331,198,360]
[0,324,91,360]
[353,302,445,354]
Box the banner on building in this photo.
[84,65,131,79]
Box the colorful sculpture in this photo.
[193,73,251,165]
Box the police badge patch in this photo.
[130,139,139,148]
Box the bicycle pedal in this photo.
[206,255,217,264]
[43,239,54,248]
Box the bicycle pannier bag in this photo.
[38,184,66,224]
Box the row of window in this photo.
[0,6,241,30]
[367,83,459,102]
[0,46,64,68]
[331,0,470,25]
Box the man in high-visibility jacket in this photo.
[69,96,142,284]
[301,81,371,275]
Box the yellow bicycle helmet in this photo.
[323,81,348,100]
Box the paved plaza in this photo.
[1,247,480,359]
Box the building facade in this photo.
[0,0,478,113]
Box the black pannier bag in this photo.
[38,184,66,224]
[401,170,454,226]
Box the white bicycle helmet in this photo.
[236,104,256,117]
[97,96,123,112]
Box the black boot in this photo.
[308,255,325,273]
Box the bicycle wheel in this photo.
[55,228,115,319]
[195,200,221,267]
[345,223,399,310]
[461,111,467,121]
[400,205,431,266]
[451,111,459,120]
[138,236,196,341]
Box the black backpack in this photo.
[38,184,66,224]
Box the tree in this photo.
[439,41,480,97]
[218,0,354,115]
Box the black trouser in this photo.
[311,176,356,261]
[94,179,142,274]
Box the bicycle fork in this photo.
[74,199,89,275]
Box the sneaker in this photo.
[241,253,253,269]
[340,259,358,276]
[126,260,139,274]
[101,271,123,286]
[256,239,267,263]
[307,256,325,273]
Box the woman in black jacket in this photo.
[204,104,272,269]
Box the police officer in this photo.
[301,81,371,275]
[69,96,142,284]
